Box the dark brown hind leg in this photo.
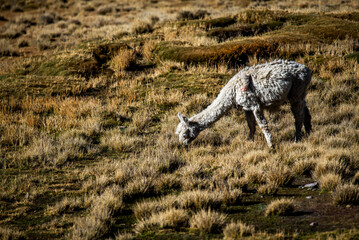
[304,102,312,135]
[290,100,305,142]
[245,110,256,141]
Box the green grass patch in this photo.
[154,11,359,65]
[176,17,236,29]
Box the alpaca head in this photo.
[175,113,200,145]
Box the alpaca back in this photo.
[241,60,310,108]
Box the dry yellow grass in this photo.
[223,221,255,239]
[190,209,227,233]
[135,208,189,233]
[318,172,342,191]
[265,198,295,216]
[333,184,359,205]
[109,48,136,75]
[1,1,359,239]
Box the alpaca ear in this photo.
[177,113,189,124]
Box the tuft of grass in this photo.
[257,182,279,195]
[244,165,265,184]
[97,5,114,15]
[0,227,24,240]
[46,197,84,215]
[109,49,136,75]
[312,160,346,181]
[17,38,29,48]
[155,208,189,229]
[179,190,223,210]
[293,159,316,176]
[265,198,295,216]
[143,39,158,63]
[190,209,227,233]
[101,130,144,153]
[133,195,178,221]
[115,232,135,240]
[176,10,210,21]
[333,184,359,205]
[70,186,123,239]
[223,221,255,239]
[38,13,55,25]
[265,163,294,187]
[352,172,359,185]
[124,176,156,201]
[132,21,153,35]
[22,131,99,168]
[0,39,17,56]
[318,173,342,191]
[135,208,189,233]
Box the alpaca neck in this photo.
[190,83,235,130]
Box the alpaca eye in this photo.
[183,131,190,138]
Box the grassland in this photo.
[0,0,359,239]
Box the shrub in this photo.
[265,198,295,216]
[190,209,227,233]
[223,221,255,239]
[333,184,359,205]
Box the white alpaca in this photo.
[175,59,312,148]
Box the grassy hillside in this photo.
[0,0,359,239]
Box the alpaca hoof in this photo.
[268,143,274,149]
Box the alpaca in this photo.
[175,59,312,148]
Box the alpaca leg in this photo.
[252,108,273,148]
[245,110,256,141]
[303,103,312,135]
[290,101,305,142]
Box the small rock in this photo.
[304,182,318,188]
[306,196,313,199]
[346,205,351,208]
[310,222,318,227]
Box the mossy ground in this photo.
[1,1,359,239]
